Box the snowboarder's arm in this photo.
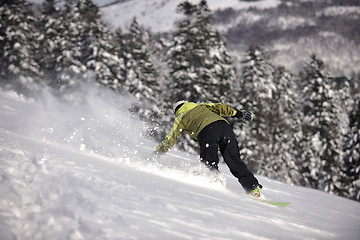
[203,103,237,117]
[155,116,184,154]
[204,102,252,124]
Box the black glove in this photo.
[234,110,253,124]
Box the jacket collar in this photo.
[176,101,198,116]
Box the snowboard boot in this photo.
[249,184,263,197]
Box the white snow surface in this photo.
[1,81,360,240]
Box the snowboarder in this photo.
[154,101,262,197]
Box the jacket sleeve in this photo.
[155,116,184,154]
[204,103,237,117]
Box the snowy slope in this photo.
[100,0,281,32]
[1,81,360,240]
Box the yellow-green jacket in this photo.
[155,101,238,154]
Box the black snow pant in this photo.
[197,120,259,192]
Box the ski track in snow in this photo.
[1,82,360,240]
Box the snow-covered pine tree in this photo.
[146,36,173,141]
[149,37,172,106]
[237,45,276,171]
[167,0,236,103]
[36,0,62,84]
[77,0,126,91]
[256,66,303,185]
[53,0,87,88]
[166,1,197,102]
[122,17,164,139]
[342,79,360,201]
[114,28,129,74]
[343,99,360,201]
[299,54,345,195]
[332,76,352,115]
[190,0,236,103]
[0,0,41,84]
[124,18,161,100]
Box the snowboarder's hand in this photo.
[154,139,170,155]
[154,145,167,155]
[234,110,252,124]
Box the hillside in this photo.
[1,81,360,239]
[100,0,360,76]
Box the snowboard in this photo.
[213,180,289,207]
[206,173,289,207]
[254,198,290,208]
